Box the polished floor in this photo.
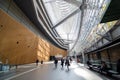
[0,61,113,80]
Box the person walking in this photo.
[41,60,43,64]
[36,59,39,66]
[69,57,72,62]
[54,58,58,68]
[65,58,70,70]
[61,58,64,68]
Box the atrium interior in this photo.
[0,0,120,80]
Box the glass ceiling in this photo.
[41,0,111,55]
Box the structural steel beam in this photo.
[69,0,86,52]
[64,0,81,7]
[96,32,112,42]
[52,9,80,29]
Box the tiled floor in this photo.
[0,61,113,80]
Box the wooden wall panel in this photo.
[101,50,109,62]
[0,9,38,65]
[37,38,67,61]
[0,9,67,65]
[92,53,97,60]
[109,45,120,62]
[50,44,67,57]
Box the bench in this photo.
[107,70,119,75]
[87,65,93,69]
[87,63,120,79]
[92,64,101,70]
[112,74,120,79]
[87,64,101,72]
[108,70,120,79]
[91,65,101,72]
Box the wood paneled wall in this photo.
[101,50,109,61]
[109,45,120,62]
[0,9,67,65]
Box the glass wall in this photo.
[41,0,111,55]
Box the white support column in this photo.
[81,51,85,66]
[67,33,70,56]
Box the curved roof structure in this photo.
[14,0,112,55]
